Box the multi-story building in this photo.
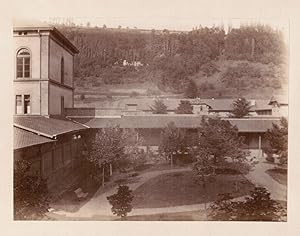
[14,21,78,116]
[13,22,89,194]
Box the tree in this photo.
[107,185,134,218]
[87,126,134,186]
[150,98,168,114]
[197,117,247,165]
[209,187,286,221]
[231,97,251,118]
[175,100,193,114]
[264,117,288,164]
[159,122,188,167]
[185,80,198,98]
[14,159,49,220]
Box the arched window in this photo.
[16,48,30,78]
[61,57,64,84]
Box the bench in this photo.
[74,188,88,199]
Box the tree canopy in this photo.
[175,100,194,114]
[88,126,128,168]
[197,117,247,164]
[209,187,286,221]
[14,160,49,220]
[159,122,188,157]
[184,80,199,98]
[231,97,251,118]
[150,98,168,114]
[265,117,288,164]
[107,185,134,218]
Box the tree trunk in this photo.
[109,163,113,176]
[102,166,105,187]
[170,154,173,168]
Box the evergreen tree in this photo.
[150,98,168,114]
[185,80,198,98]
[265,117,288,164]
[175,100,194,114]
[107,185,134,218]
[197,117,247,165]
[209,187,286,221]
[231,97,251,118]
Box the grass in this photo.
[132,171,254,209]
[266,168,287,186]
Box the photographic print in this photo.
[13,16,288,222]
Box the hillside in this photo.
[56,24,288,102]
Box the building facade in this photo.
[13,22,88,194]
[13,23,78,116]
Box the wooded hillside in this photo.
[57,24,288,98]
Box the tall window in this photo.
[24,95,31,114]
[16,48,30,78]
[15,95,22,114]
[15,95,31,114]
[61,57,64,84]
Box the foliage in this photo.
[107,185,134,218]
[197,117,247,165]
[231,97,251,118]
[87,126,139,182]
[184,80,199,98]
[150,98,168,114]
[159,122,188,158]
[264,117,288,164]
[14,159,49,220]
[175,100,193,114]
[225,25,287,64]
[209,187,286,221]
[58,24,286,94]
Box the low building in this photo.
[14,116,88,193]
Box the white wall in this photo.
[49,83,73,115]
[49,38,73,88]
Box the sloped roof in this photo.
[269,95,288,105]
[72,115,281,132]
[88,98,272,112]
[224,118,281,132]
[14,116,87,137]
[14,127,54,150]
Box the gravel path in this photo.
[49,157,287,220]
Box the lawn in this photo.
[132,171,254,209]
[266,168,287,186]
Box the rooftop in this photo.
[14,116,87,138]
[71,115,281,132]
[75,98,274,112]
[14,127,54,150]
[13,19,79,54]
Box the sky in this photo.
[8,0,290,36]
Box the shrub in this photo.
[266,155,275,163]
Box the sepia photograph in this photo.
[11,15,289,222]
